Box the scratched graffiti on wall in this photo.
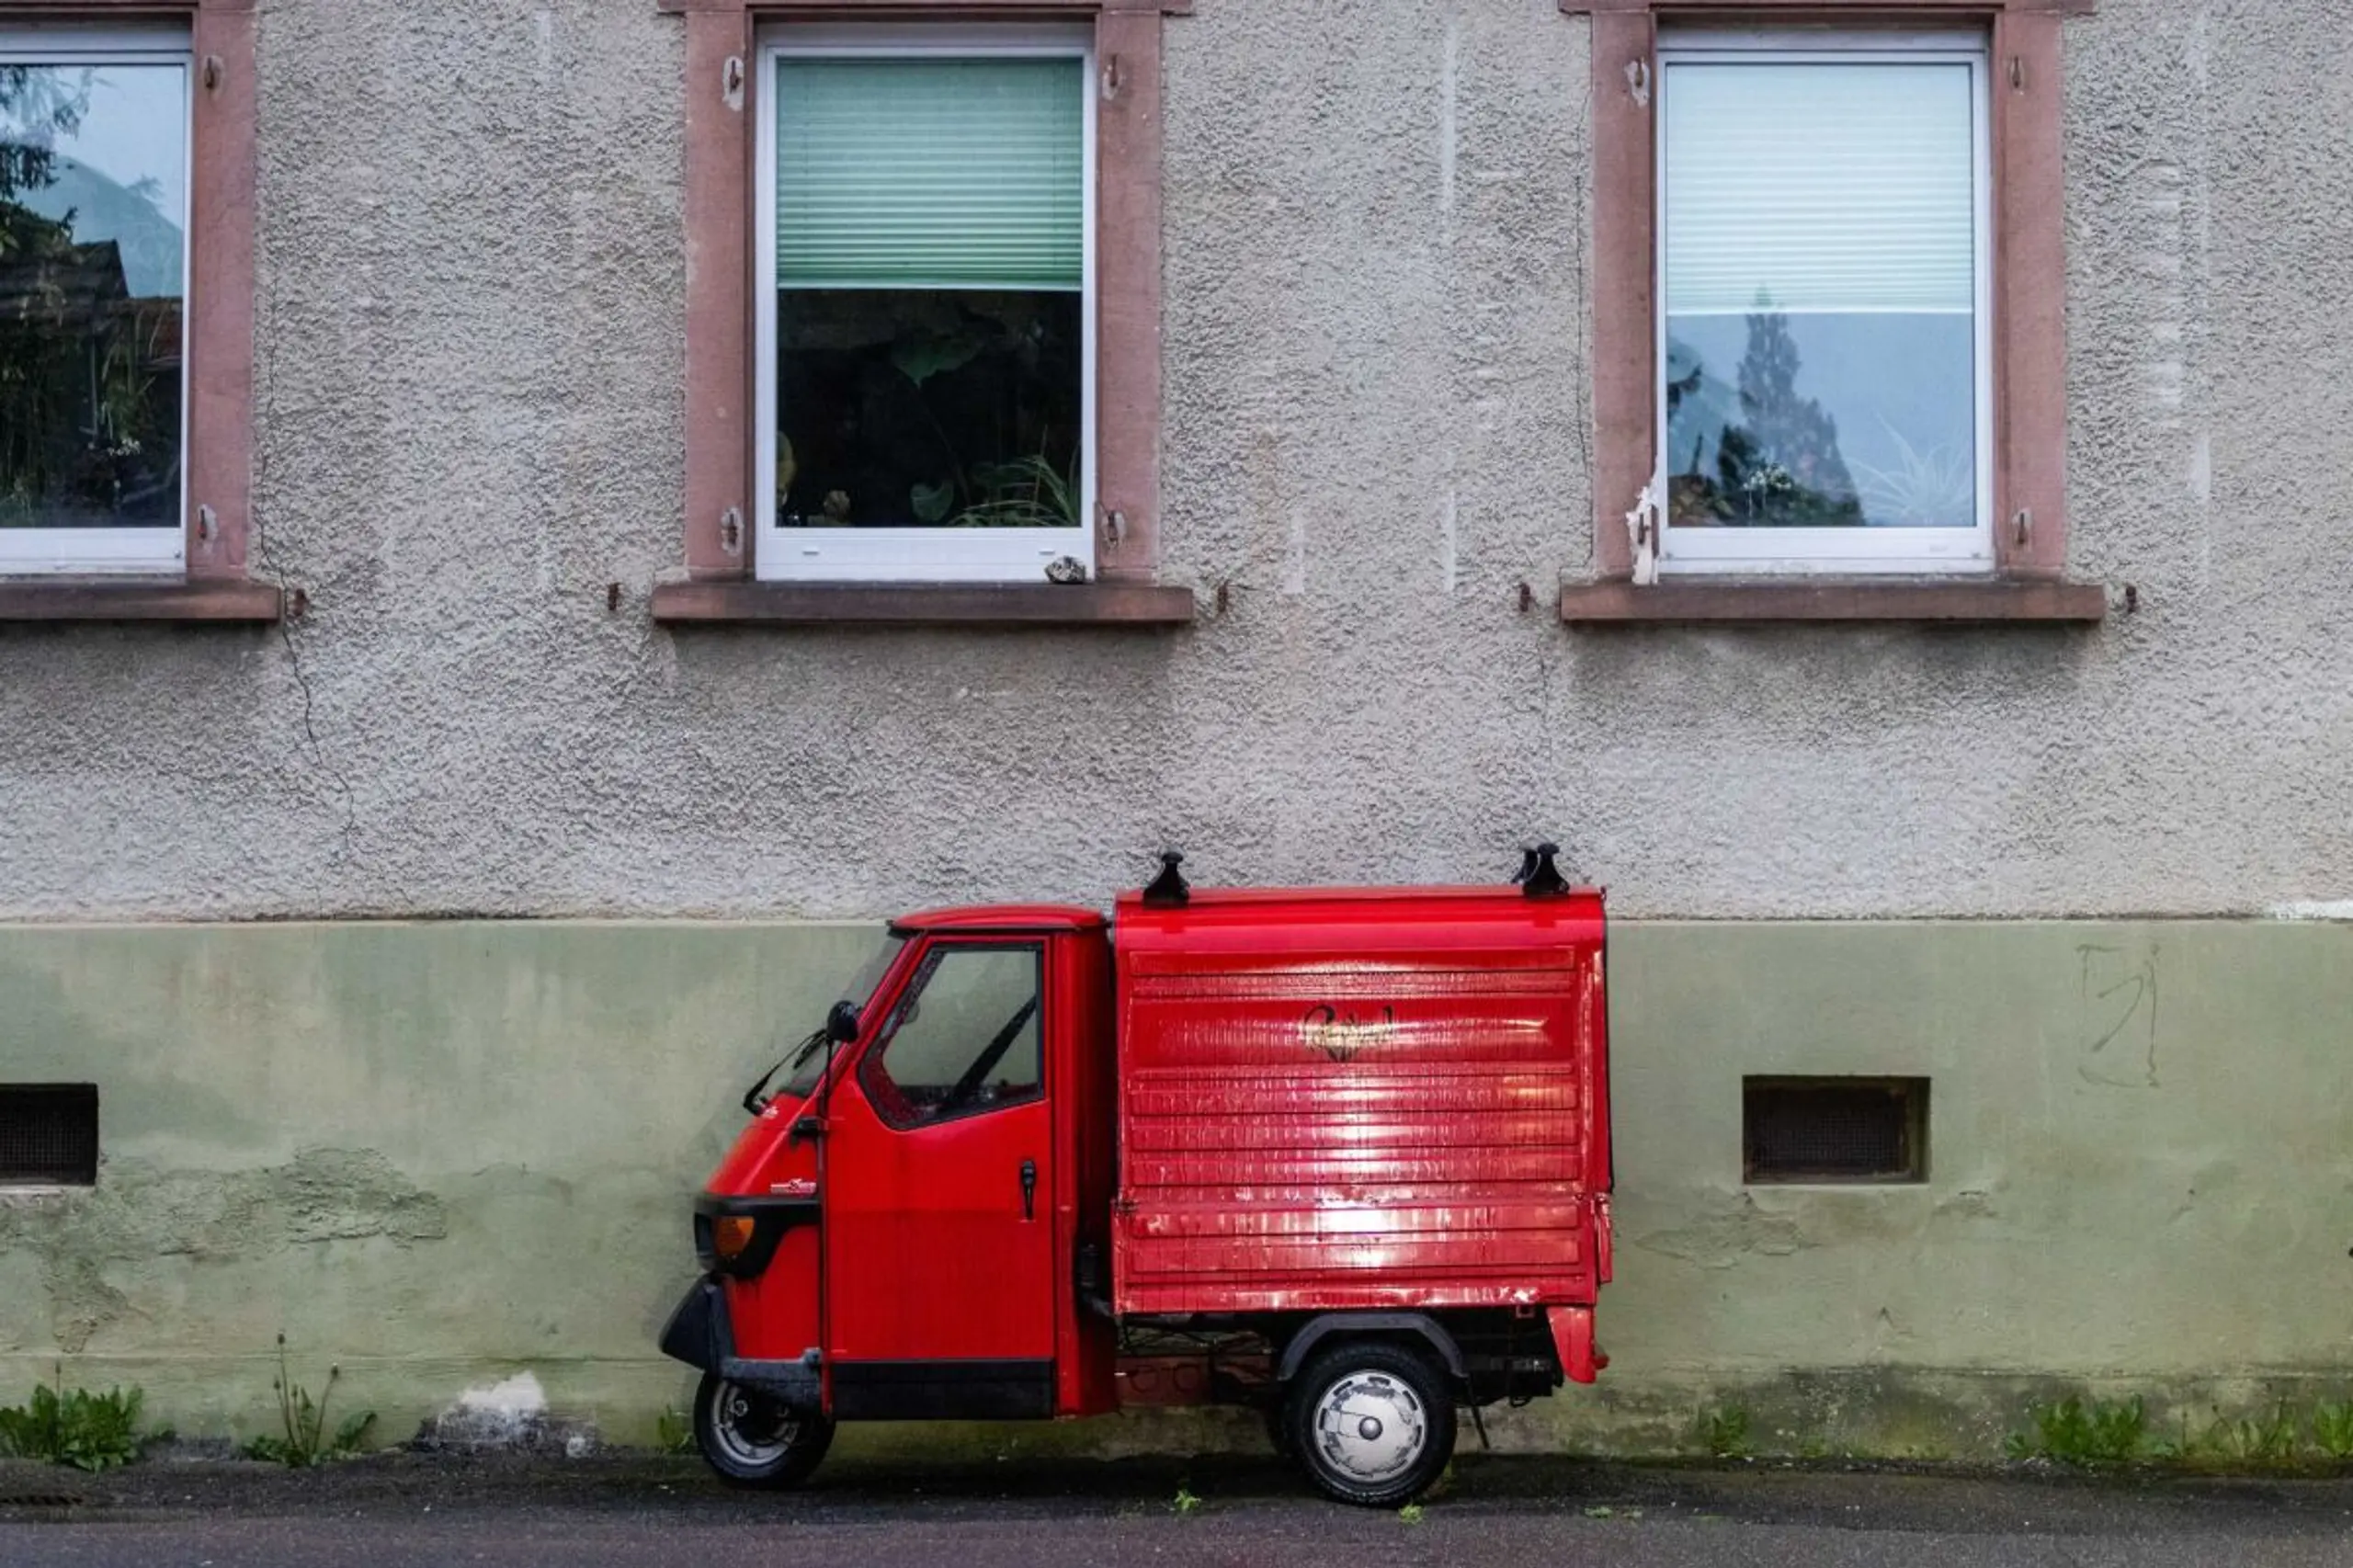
[2077,944,2159,1088]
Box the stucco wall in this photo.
[5,918,2347,1454]
[0,1,2346,922]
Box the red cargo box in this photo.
[1109,885,1611,1319]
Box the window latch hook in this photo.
[1626,482,1660,586]
[1625,59,1652,108]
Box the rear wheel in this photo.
[1283,1342,1456,1507]
[692,1372,834,1489]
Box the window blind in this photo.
[1663,60,1977,316]
[775,56,1085,292]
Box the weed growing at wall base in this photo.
[2311,1401,2353,1460]
[2001,1392,2353,1473]
[0,1377,156,1471]
[2175,1405,2302,1470]
[244,1335,375,1468]
[1699,1405,1753,1460]
[2006,1396,2148,1465]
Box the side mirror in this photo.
[825,1000,861,1044]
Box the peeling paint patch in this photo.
[1931,1188,1998,1222]
[40,1257,130,1356]
[1627,1194,1806,1268]
[0,1147,447,1354]
[272,1149,450,1245]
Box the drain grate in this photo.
[1744,1076,1928,1184]
[0,1492,93,1509]
[0,1084,98,1186]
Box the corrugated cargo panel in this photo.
[1109,888,1606,1317]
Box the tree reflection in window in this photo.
[1666,309,1863,529]
[0,60,186,532]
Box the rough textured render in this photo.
[0,0,2348,924]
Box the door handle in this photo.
[1019,1159,1038,1222]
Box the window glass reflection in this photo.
[1662,60,1979,532]
[0,61,186,531]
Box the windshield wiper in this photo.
[740,1000,865,1118]
[741,1027,827,1117]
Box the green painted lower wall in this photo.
[3,919,2348,1458]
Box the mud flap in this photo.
[1549,1304,1599,1385]
[657,1277,732,1372]
[660,1278,824,1413]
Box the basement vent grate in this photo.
[0,1085,98,1186]
[1743,1077,1927,1185]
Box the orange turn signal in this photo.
[713,1215,756,1259]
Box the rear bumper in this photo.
[657,1276,825,1413]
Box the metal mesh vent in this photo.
[1743,1077,1926,1184]
[0,1085,98,1186]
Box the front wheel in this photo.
[692,1372,834,1489]
[1283,1342,1457,1507]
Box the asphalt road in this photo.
[6,1453,2353,1566]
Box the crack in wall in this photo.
[248,195,360,864]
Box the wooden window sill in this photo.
[651,580,1196,628]
[0,579,284,624]
[1559,578,2108,626]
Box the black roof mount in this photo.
[1514,842,1571,899]
[1142,850,1190,908]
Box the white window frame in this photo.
[754,23,1097,585]
[0,22,192,576]
[1654,28,1993,577]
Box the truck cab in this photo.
[660,852,1609,1506]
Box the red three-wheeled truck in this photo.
[658,849,1612,1506]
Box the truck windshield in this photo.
[776,934,905,1101]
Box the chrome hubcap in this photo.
[1310,1369,1427,1485]
[708,1380,796,1469]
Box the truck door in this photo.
[822,937,1058,1419]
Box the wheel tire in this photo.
[1283,1341,1457,1507]
[1263,1400,1298,1460]
[692,1371,835,1489]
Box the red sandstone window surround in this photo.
[1557,0,2104,625]
[651,0,1195,627]
[0,0,275,622]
